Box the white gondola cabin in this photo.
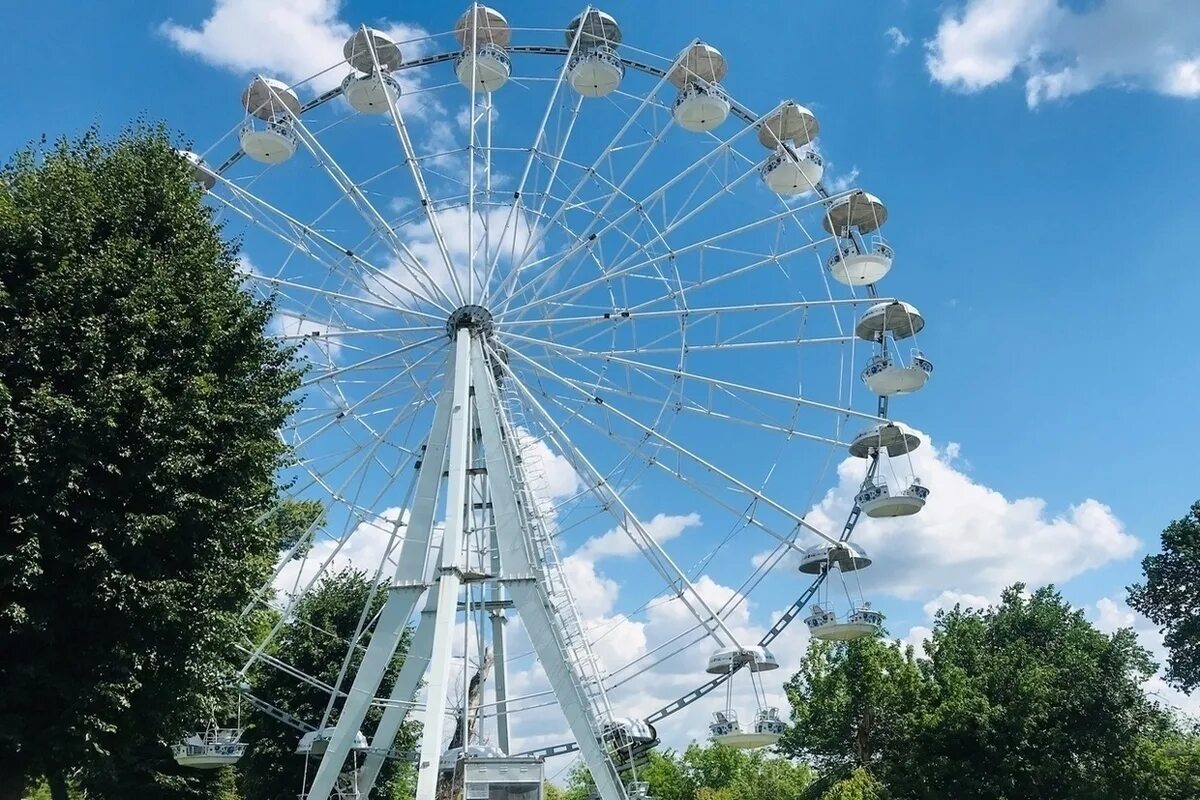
[823,191,888,236]
[296,726,369,755]
[758,102,819,148]
[848,423,921,459]
[854,301,925,343]
[706,647,784,748]
[177,150,216,191]
[455,5,512,91]
[861,350,933,396]
[341,28,403,114]
[669,43,730,132]
[827,239,893,286]
[239,77,300,165]
[567,10,624,97]
[172,727,246,769]
[804,603,884,641]
[761,147,823,195]
[798,543,872,575]
[569,46,625,97]
[855,478,930,518]
[342,71,401,114]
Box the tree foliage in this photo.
[783,583,1198,800]
[0,125,301,798]
[264,498,324,560]
[1129,500,1200,692]
[237,569,417,800]
[562,743,812,800]
[817,768,883,800]
[781,635,923,779]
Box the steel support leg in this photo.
[305,354,457,800]
[414,329,475,800]
[470,340,626,800]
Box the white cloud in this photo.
[1163,58,1200,97]
[792,432,1139,606]
[885,26,911,53]
[160,0,430,95]
[922,589,992,619]
[384,204,543,307]
[927,0,1200,107]
[824,166,859,194]
[1091,596,1200,719]
[488,505,807,754]
[514,427,580,503]
[574,512,702,562]
[903,624,933,658]
[501,564,807,755]
[273,506,408,599]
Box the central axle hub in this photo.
[445,304,495,339]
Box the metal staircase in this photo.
[495,380,616,738]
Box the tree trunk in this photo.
[48,772,69,800]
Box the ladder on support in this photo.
[496,382,615,734]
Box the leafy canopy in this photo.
[1129,500,1200,692]
[237,568,417,800]
[562,742,812,800]
[0,124,301,798]
[783,583,1197,800]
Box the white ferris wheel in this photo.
[173,6,934,800]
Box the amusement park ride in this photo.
[173,6,933,800]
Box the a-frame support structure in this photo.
[304,320,629,800]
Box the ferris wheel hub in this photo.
[446,304,495,338]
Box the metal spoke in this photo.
[489,340,745,648]
[506,344,841,546]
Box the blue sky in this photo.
[4,0,1199,750]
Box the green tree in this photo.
[726,750,812,800]
[632,743,811,800]
[916,585,1161,799]
[638,749,695,800]
[817,768,883,800]
[783,583,1195,799]
[1130,718,1200,799]
[680,742,746,790]
[0,127,300,799]
[266,498,324,560]
[238,569,416,800]
[780,636,923,786]
[1129,501,1200,692]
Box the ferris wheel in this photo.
[174,6,934,800]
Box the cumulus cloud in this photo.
[160,0,430,95]
[273,506,409,599]
[379,204,543,309]
[922,589,993,619]
[793,432,1138,605]
[502,564,808,754]
[515,427,581,503]
[1091,596,1200,719]
[259,427,1148,758]
[926,0,1200,106]
[573,512,702,562]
